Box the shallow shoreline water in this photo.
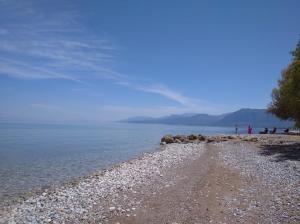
[0,145,163,209]
[0,122,235,200]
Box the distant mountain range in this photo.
[120,109,294,128]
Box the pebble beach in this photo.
[1,134,299,224]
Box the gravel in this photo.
[218,140,300,224]
[0,143,206,224]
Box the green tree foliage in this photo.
[268,40,300,127]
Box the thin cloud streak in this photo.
[31,103,62,111]
[114,81,230,114]
[0,58,83,82]
[116,81,201,107]
[0,1,121,82]
[136,84,190,105]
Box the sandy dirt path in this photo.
[108,141,299,224]
[109,144,250,224]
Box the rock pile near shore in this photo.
[161,134,206,144]
[161,134,259,145]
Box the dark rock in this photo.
[161,135,174,144]
[206,138,214,143]
[188,134,198,141]
[174,135,187,142]
[250,137,258,142]
[198,135,206,141]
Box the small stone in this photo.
[174,139,182,143]
[109,207,116,212]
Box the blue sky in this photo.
[0,0,299,123]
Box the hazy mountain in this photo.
[121,116,155,122]
[215,109,293,127]
[121,108,294,128]
[155,114,223,126]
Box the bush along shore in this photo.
[1,134,299,223]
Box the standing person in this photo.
[235,124,238,135]
[248,125,252,134]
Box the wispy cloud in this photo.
[0,1,230,120]
[0,58,83,82]
[136,84,190,105]
[115,81,231,114]
[0,1,121,81]
[115,81,198,106]
[31,103,62,111]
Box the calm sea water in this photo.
[0,122,236,199]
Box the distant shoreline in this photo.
[121,108,294,128]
